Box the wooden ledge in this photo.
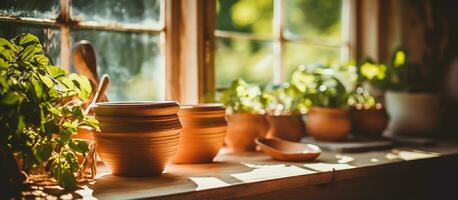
[19,143,458,199]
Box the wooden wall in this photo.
[358,0,458,137]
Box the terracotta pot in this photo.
[95,129,180,176]
[173,104,227,164]
[384,91,441,136]
[351,108,389,138]
[93,101,180,117]
[225,113,269,152]
[266,114,306,142]
[306,107,350,141]
[93,101,181,177]
[72,128,95,140]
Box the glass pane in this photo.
[215,37,273,88]
[284,42,340,80]
[0,21,60,65]
[216,0,273,36]
[285,0,342,40]
[72,30,164,101]
[72,0,161,26]
[0,0,59,19]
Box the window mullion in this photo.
[273,0,285,84]
[59,0,71,70]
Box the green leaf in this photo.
[46,66,67,78]
[16,115,26,135]
[0,57,10,69]
[44,120,59,134]
[0,92,20,105]
[0,48,16,62]
[39,74,54,88]
[48,106,61,116]
[62,120,78,133]
[31,79,43,98]
[20,44,41,62]
[69,140,89,154]
[69,73,92,100]
[53,161,77,189]
[13,33,40,46]
[85,116,100,131]
[34,54,49,67]
[33,143,52,163]
[59,77,75,90]
[0,38,13,48]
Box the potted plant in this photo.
[263,83,308,142]
[348,87,389,138]
[217,79,269,152]
[358,49,441,136]
[291,66,352,141]
[0,33,99,191]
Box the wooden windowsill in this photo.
[21,142,458,199]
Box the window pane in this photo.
[284,42,340,80]
[0,21,60,64]
[216,0,273,36]
[72,30,164,101]
[215,37,273,88]
[285,0,342,40]
[72,0,161,26]
[0,0,59,19]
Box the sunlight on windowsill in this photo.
[230,162,316,183]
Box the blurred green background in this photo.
[215,0,344,88]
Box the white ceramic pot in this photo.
[384,91,441,136]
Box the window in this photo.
[215,0,352,88]
[1,0,355,102]
[0,0,165,101]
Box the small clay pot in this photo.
[225,113,269,152]
[266,114,306,142]
[173,104,227,164]
[306,107,350,141]
[351,108,389,138]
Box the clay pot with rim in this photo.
[93,101,181,177]
[173,104,227,164]
[306,107,350,141]
[351,108,389,138]
[266,114,306,142]
[225,113,269,152]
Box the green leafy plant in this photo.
[263,83,311,115]
[358,49,429,92]
[347,87,382,110]
[0,33,99,189]
[291,65,352,109]
[216,78,269,114]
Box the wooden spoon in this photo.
[255,138,321,162]
[73,40,108,103]
[85,74,110,115]
[73,41,99,86]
